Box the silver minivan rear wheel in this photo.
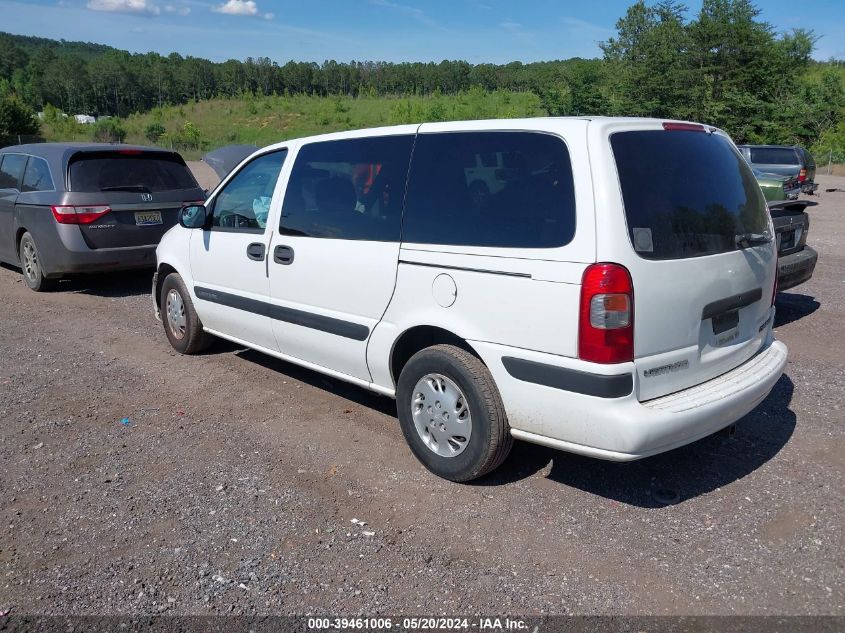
[19,232,58,292]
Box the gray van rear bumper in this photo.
[44,244,157,276]
[26,219,158,277]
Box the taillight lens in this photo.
[51,205,111,224]
[662,122,706,132]
[579,263,634,364]
[798,168,807,183]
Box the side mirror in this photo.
[179,204,208,229]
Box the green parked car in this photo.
[753,168,800,202]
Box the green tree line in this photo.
[1,0,843,158]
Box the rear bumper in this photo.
[31,221,158,276]
[475,338,788,462]
[778,245,817,291]
[45,245,157,276]
[801,182,819,194]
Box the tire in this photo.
[19,232,58,292]
[396,344,513,482]
[160,272,212,354]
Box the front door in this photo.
[267,131,416,381]
[189,149,288,351]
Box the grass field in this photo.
[42,89,543,158]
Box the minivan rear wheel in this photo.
[19,232,57,292]
[160,272,212,354]
[396,344,513,482]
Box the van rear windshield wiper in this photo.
[735,232,772,249]
[99,184,152,193]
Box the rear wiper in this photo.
[99,184,151,193]
[735,232,772,249]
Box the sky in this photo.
[1,0,843,64]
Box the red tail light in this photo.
[798,168,807,183]
[51,205,111,224]
[579,263,634,364]
[662,122,706,132]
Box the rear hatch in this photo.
[66,149,204,249]
[607,124,777,401]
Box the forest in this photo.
[1,0,844,160]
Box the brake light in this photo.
[51,205,111,224]
[798,168,807,183]
[662,122,706,132]
[117,149,143,155]
[579,263,634,364]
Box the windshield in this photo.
[612,130,770,260]
[69,152,198,192]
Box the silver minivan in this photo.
[0,143,204,291]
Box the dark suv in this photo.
[0,143,204,291]
[737,145,817,194]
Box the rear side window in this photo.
[0,154,27,190]
[22,157,55,192]
[612,130,770,260]
[280,135,415,241]
[69,152,198,192]
[749,147,799,165]
[402,132,576,248]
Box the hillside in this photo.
[0,32,113,59]
[40,90,544,158]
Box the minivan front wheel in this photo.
[397,344,513,482]
[19,232,57,292]
[160,272,212,354]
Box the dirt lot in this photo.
[0,177,843,617]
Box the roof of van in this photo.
[251,116,723,156]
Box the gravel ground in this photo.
[0,176,843,617]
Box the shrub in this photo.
[91,118,127,143]
[0,95,39,146]
[144,122,166,143]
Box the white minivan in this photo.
[153,118,788,482]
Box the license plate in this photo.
[135,211,162,226]
[712,310,739,335]
[712,310,740,346]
